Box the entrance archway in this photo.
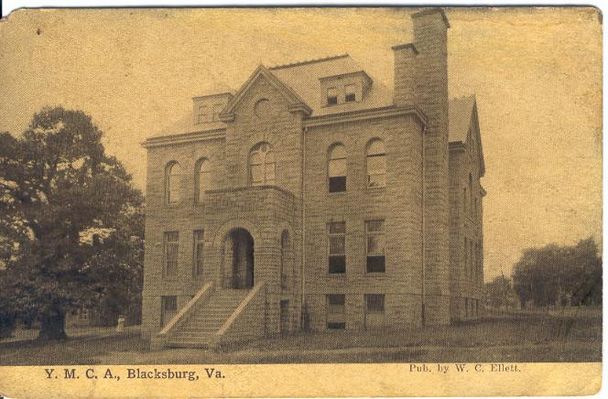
[223,228,254,289]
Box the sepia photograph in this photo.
[0,4,603,397]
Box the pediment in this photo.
[219,65,312,122]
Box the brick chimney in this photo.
[394,8,451,325]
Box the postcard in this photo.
[0,6,602,398]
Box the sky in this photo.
[0,7,602,281]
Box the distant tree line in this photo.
[0,107,144,340]
[485,238,602,311]
[512,238,601,308]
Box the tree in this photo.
[512,238,602,309]
[484,275,518,310]
[0,108,143,340]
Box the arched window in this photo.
[165,162,181,204]
[195,158,211,203]
[328,143,346,193]
[366,139,386,188]
[249,142,275,186]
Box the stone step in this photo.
[193,311,234,318]
[167,340,212,349]
[179,323,222,330]
[180,318,227,330]
[198,306,240,312]
[172,333,216,340]
[166,289,250,344]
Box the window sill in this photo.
[327,191,347,196]
[364,272,386,276]
[327,272,347,277]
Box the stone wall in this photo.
[302,113,425,331]
[412,9,451,325]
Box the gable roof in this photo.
[220,64,312,120]
[449,95,485,176]
[269,54,394,116]
[449,95,476,143]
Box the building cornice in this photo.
[142,128,225,148]
[304,105,428,129]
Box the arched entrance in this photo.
[223,228,254,289]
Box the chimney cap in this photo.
[391,43,419,54]
[411,8,450,29]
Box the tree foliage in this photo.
[511,238,602,308]
[484,275,519,310]
[0,107,144,339]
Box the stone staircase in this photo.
[167,288,249,348]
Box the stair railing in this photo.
[157,281,215,338]
[215,282,266,340]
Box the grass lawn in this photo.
[0,309,601,365]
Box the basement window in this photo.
[161,296,177,327]
[326,294,346,329]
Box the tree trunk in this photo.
[38,308,67,340]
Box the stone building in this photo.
[141,8,486,349]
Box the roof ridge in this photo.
[268,53,350,70]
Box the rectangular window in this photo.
[365,294,385,313]
[366,220,385,273]
[474,243,479,280]
[327,87,338,105]
[163,231,179,277]
[193,230,204,278]
[328,222,346,274]
[326,294,345,329]
[345,84,357,102]
[478,240,483,280]
[464,238,468,278]
[328,176,346,193]
[364,294,385,329]
[161,296,177,327]
[470,242,474,280]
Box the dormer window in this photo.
[345,84,357,102]
[192,92,233,127]
[327,87,338,105]
[197,105,208,124]
[320,71,372,107]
